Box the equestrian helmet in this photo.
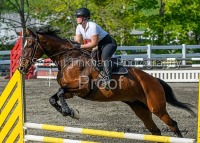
[75,8,90,18]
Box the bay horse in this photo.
[19,27,195,138]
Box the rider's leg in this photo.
[102,59,112,84]
[101,43,117,88]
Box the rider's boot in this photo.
[102,60,112,90]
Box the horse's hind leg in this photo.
[153,108,183,137]
[123,101,161,135]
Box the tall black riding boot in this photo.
[102,60,112,89]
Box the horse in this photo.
[19,27,195,138]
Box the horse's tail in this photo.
[157,78,196,117]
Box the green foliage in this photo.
[0,45,13,50]
[1,0,200,51]
[162,0,200,44]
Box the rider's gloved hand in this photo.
[73,43,81,48]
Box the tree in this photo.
[1,0,200,49]
[28,0,139,45]
[0,0,30,36]
[164,0,200,44]
[29,0,86,38]
[140,0,200,45]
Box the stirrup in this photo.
[103,76,110,81]
[101,76,110,90]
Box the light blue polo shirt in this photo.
[76,21,108,42]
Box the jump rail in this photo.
[25,135,98,143]
[24,122,195,143]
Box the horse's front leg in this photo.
[49,88,80,119]
[49,93,62,114]
[57,88,71,116]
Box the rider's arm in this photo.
[74,34,82,44]
[80,34,98,50]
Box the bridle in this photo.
[20,35,40,69]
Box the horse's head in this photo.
[18,28,44,74]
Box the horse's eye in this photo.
[28,40,32,46]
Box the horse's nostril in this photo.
[18,67,23,72]
[18,68,22,74]
[22,60,26,64]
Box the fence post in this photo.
[147,44,151,66]
[182,44,186,65]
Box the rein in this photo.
[25,34,91,61]
[37,36,92,59]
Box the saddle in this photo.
[111,56,128,75]
[91,49,128,75]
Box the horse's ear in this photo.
[26,28,36,37]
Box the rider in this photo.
[74,7,117,89]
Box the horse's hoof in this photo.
[174,132,183,138]
[61,111,69,116]
[61,107,71,116]
[70,109,80,119]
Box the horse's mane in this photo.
[34,26,91,57]
[35,26,77,44]
[36,26,60,36]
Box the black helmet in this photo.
[75,7,90,18]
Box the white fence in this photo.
[144,70,200,82]
[1,44,200,82]
[0,50,10,64]
[117,44,200,59]
[1,44,200,62]
[0,51,10,75]
[116,44,200,82]
[37,68,200,82]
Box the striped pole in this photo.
[25,122,195,143]
[0,70,25,143]
[25,135,98,143]
[197,77,200,143]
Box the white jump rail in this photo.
[24,122,195,143]
[25,135,98,143]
